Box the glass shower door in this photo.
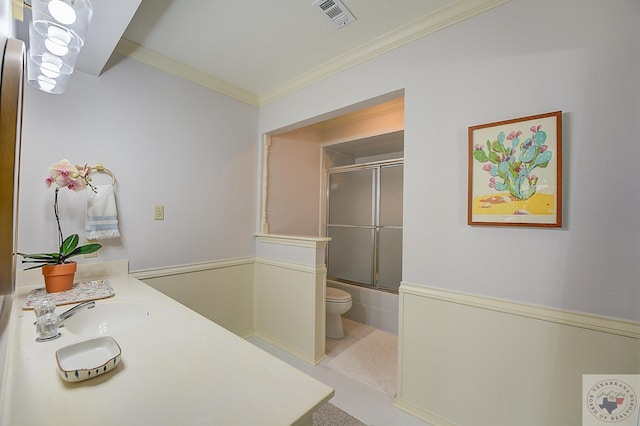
[326,162,403,292]
[327,168,375,285]
[378,164,403,292]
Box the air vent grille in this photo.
[312,0,356,29]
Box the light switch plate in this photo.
[154,205,164,220]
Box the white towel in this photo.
[85,184,120,240]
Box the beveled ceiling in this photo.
[14,0,511,106]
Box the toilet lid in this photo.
[326,287,351,302]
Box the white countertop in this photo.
[0,261,333,425]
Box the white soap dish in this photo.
[55,336,121,382]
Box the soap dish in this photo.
[55,336,121,382]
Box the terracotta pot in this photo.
[42,262,77,293]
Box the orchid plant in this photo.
[18,159,102,270]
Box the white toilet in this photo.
[325,287,352,339]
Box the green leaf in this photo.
[60,234,79,256]
[24,264,47,270]
[17,251,61,266]
[473,150,489,162]
[67,244,102,258]
[17,252,57,260]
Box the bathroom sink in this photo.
[62,302,151,337]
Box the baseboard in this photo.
[393,399,458,426]
[400,282,639,339]
[252,330,327,366]
[238,329,256,339]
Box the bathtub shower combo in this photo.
[325,161,403,336]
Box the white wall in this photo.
[259,0,640,323]
[17,54,259,271]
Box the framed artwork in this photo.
[468,111,562,227]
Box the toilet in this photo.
[325,287,352,339]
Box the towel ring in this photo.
[90,163,116,186]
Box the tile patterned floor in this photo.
[248,318,430,426]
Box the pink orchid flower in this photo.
[48,159,87,192]
[507,130,522,140]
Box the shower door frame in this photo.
[324,159,403,294]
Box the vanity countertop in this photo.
[0,261,333,425]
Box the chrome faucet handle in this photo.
[35,312,61,342]
[33,298,56,318]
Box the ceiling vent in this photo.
[312,0,356,29]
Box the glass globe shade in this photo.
[48,1,77,25]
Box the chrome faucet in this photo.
[34,301,96,342]
[58,301,96,324]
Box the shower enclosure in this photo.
[326,161,403,293]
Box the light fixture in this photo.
[26,0,93,94]
[48,0,77,25]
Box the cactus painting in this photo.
[468,111,562,227]
[473,125,551,201]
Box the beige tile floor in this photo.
[248,318,430,426]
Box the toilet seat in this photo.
[326,287,351,302]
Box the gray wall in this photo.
[17,54,259,271]
[259,0,640,321]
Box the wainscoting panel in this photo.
[254,257,326,365]
[395,283,640,426]
[134,259,255,337]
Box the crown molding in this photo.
[257,0,511,105]
[115,38,260,107]
[115,0,510,108]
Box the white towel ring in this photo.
[91,163,116,186]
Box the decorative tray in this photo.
[55,336,122,382]
[22,280,115,310]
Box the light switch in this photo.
[154,205,164,220]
